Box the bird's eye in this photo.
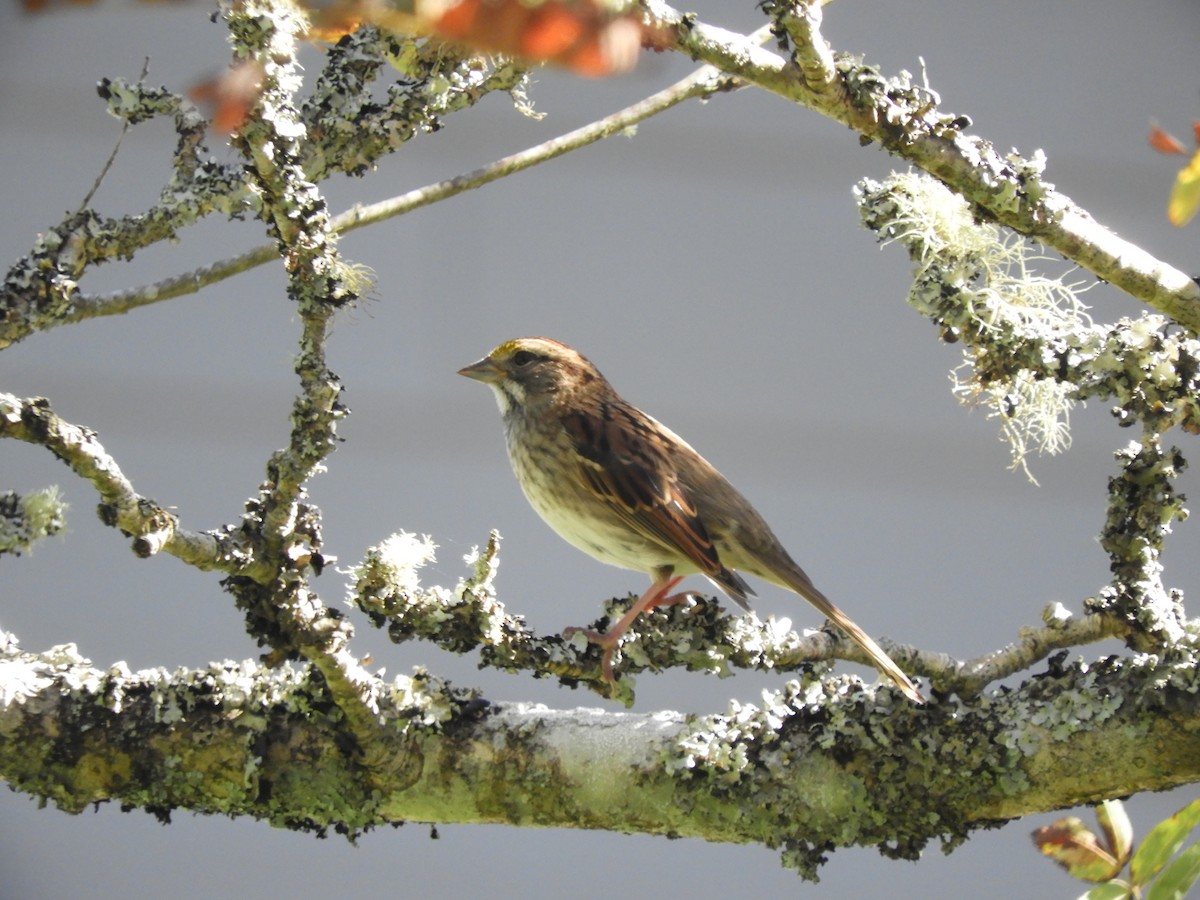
[511,350,537,368]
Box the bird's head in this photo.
[458,337,603,417]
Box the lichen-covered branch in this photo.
[3,628,1198,879]
[299,26,530,181]
[856,172,1195,654]
[66,42,745,318]
[1093,436,1190,645]
[347,532,1132,704]
[0,392,236,567]
[0,22,527,349]
[642,0,1200,331]
[916,604,1128,696]
[211,0,397,769]
[0,82,247,350]
[0,632,481,829]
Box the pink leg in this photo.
[564,575,687,682]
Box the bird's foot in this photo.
[564,575,687,683]
[562,625,623,682]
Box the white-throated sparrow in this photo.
[459,337,923,703]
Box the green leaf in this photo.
[1098,800,1134,867]
[1146,843,1200,900]
[1132,799,1200,886]
[1080,882,1132,900]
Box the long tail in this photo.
[784,572,924,704]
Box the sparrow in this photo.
[458,337,923,703]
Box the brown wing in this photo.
[562,401,753,607]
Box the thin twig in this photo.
[78,57,150,212]
[68,46,759,320]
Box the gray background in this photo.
[3,0,1199,896]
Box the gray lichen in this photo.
[0,487,67,556]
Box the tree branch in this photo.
[3,628,1197,879]
[0,393,234,568]
[856,172,1196,651]
[66,47,750,319]
[4,1,1200,884]
[347,532,1132,703]
[0,28,524,349]
[643,0,1200,331]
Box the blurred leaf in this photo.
[1131,799,1200,885]
[1098,800,1134,868]
[1034,816,1123,883]
[1080,883,1132,900]
[431,0,643,76]
[20,0,102,10]
[1167,150,1200,227]
[308,0,646,76]
[1146,843,1200,900]
[1150,122,1188,155]
[188,61,266,135]
[25,0,646,77]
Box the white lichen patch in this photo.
[858,171,1095,481]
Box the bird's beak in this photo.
[457,356,502,384]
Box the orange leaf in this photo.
[297,0,643,76]
[305,13,366,42]
[1149,122,1188,155]
[431,0,643,76]
[1032,816,1124,883]
[188,61,266,135]
[567,16,642,76]
[521,5,587,59]
[433,0,484,40]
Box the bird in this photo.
[458,337,923,703]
